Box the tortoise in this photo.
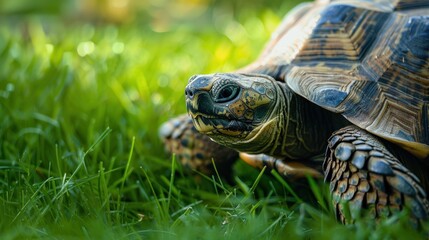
[160,0,429,223]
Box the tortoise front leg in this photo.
[159,114,238,176]
[324,126,429,223]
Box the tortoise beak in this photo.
[185,74,250,134]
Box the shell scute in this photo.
[294,4,390,62]
[274,1,429,157]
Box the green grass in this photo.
[0,1,428,239]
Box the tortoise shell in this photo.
[243,0,429,159]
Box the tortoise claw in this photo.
[239,153,322,179]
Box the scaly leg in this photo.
[159,114,238,176]
[324,126,429,223]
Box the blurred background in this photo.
[0,0,306,154]
[0,0,304,27]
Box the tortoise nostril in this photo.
[185,87,195,99]
[186,74,214,100]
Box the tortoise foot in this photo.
[239,153,322,179]
[323,126,429,224]
[159,114,238,176]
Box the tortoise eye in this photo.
[214,85,240,103]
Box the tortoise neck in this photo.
[270,81,349,159]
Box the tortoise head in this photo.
[185,73,285,154]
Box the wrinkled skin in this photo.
[185,73,343,159]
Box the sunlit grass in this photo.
[0,1,428,239]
